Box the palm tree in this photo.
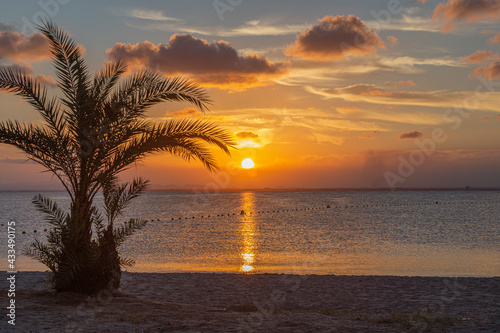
[0,21,233,293]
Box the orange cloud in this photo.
[284,15,384,61]
[337,107,360,112]
[399,131,423,140]
[235,131,260,140]
[385,80,416,88]
[198,115,232,122]
[0,64,57,88]
[364,89,393,97]
[433,0,500,31]
[472,61,500,80]
[463,50,500,63]
[386,35,399,46]
[359,133,374,139]
[106,34,287,90]
[488,32,500,43]
[165,107,201,118]
[234,131,261,148]
[307,83,500,113]
[0,31,50,62]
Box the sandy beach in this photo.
[1,271,498,332]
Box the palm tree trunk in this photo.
[101,224,121,291]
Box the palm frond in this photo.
[96,118,234,180]
[93,60,127,103]
[103,178,150,224]
[119,257,136,268]
[0,121,78,195]
[32,194,69,229]
[0,66,65,136]
[36,20,91,130]
[111,71,212,117]
[113,218,147,248]
[24,238,60,272]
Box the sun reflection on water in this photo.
[239,192,256,273]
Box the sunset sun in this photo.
[241,158,255,169]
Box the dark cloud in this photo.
[106,34,287,89]
[284,15,384,61]
[0,30,50,62]
[399,131,423,140]
[433,0,500,31]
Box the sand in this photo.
[1,271,499,332]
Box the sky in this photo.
[1,0,500,190]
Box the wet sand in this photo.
[1,271,499,332]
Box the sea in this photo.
[1,190,499,277]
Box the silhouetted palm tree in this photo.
[0,21,233,293]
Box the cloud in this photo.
[365,15,441,33]
[433,0,500,31]
[281,55,463,86]
[385,80,416,88]
[198,115,232,122]
[337,107,360,112]
[165,107,201,118]
[399,131,423,139]
[0,30,50,62]
[123,18,308,37]
[284,15,384,61]
[472,61,500,80]
[359,133,374,139]
[463,50,500,63]
[112,8,181,21]
[386,35,399,46]
[306,83,500,113]
[235,131,260,140]
[463,51,500,79]
[106,34,287,90]
[488,32,500,43]
[0,63,57,88]
[234,131,261,148]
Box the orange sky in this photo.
[1,0,500,189]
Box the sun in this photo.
[241,158,255,169]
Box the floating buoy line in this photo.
[3,200,499,234]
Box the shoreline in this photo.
[2,187,500,192]
[1,271,498,332]
[4,269,499,278]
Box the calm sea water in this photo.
[1,190,499,277]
